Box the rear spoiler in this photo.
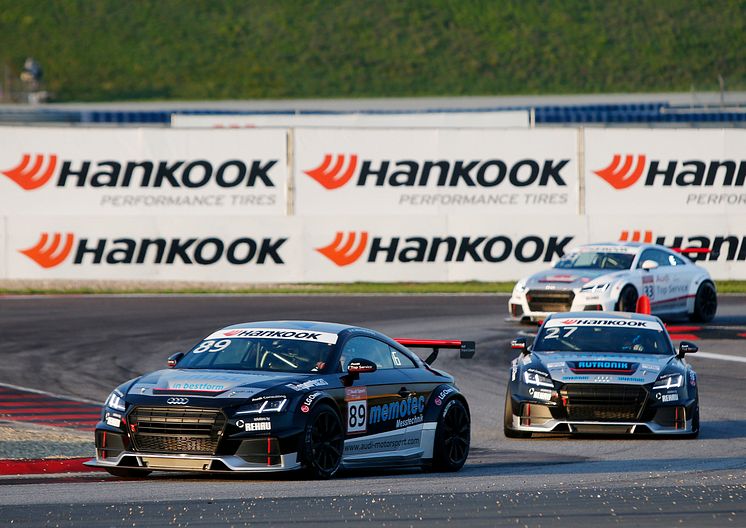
[394,338,476,365]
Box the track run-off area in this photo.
[1,294,745,527]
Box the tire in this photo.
[689,282,717,323]
[300,403,344,479]
[432,399,470,472]
[685,404,700,439]
[503,389,531,439]
[615,285,639,313]
[105,467,151,478]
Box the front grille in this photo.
[561,384,648,422]
[129,406,225,455]
[526,290,574,312]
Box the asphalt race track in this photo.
[1,294,745,527]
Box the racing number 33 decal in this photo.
[345,386,367,434]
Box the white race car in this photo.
[508,242,717,323]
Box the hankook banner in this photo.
[293,128,579,215]
[585,129,746,214]
[0,127,288,216]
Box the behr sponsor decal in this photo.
[317,232,574,267]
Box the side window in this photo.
[340,337,395,370]
[669,253,686,266]
[638,249,670,268]
[390,346,417,369]
[637,249,654,269]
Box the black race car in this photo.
[504,311,700,438]
[89,321,474,478]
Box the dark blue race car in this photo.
[504,311,700,438]
[89,321,474,478]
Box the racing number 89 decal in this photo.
[345,386,368,434]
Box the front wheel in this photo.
[690,282,717,323]
[432,399,470,472]
[503,388,531,438]
[301,403,344,479]
[615,285,639,313]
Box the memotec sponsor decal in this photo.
[317,231,574,267]
[368,395,425,427]
[19,232,286,268]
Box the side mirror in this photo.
[347,358,377,375]
[167,352,184,368]
[677,341,698,358]
[511,337,530,356]
[641,259,659,271]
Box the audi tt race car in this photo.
[88,321,474,479]
[508,242,717,323]
[504,312,700,438]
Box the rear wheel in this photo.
[301,403,344,479]
[105,467,151,478]
[432,399,470,472]
[615,285,639,312]
[503,389,531,439]
[689,282,717,322]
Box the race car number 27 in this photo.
[348,400,367,434]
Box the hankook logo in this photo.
[167,397,189,405]
[19,232,287,268]
[304,154,569,190]
[316,232,573,266]
[1,153,278,190]
[594,154,746,189]
[618,230,746,261]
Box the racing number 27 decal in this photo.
[345,386,367,434]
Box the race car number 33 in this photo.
[346,386,367,434]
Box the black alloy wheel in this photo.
[690,282,717,322]
[302,403,344,479]
[432,399,470,471]
[616,285,639,312]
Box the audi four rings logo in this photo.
[167,397,189,405]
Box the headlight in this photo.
[236,396,288,415]
[523,371,554,388]
[104,390,126,412]
[653,374,683,390]
[580,282,610,293]
[513,280,528,295]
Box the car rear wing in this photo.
[394,338,476,365]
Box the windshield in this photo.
[177,338,335,373]
[555,251,634,270]
[532,322,673,355]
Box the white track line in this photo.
[693,351,746,364]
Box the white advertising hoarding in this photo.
[587,214,746,281]
[584,128,746,214]
[0,127,288,216]
[171,111,530,129]
[294,128,578,215]
[5,216,302,282]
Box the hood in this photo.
[128,369,324,399]
[525,268,609,290]
[532,351,675,385]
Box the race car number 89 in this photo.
[347,400,367,434]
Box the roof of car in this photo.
[545,311,661,323]
[219,320,362,334]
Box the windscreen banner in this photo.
[584,128,746,215]
[293,128,578,215]
[170,110,530,129]
[0,127,288,216]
